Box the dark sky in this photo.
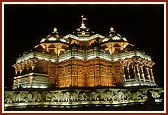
[4,4,164,89]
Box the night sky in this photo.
[4,3,164,89]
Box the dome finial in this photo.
[81,15,87,29]
[47,27,59,38]
[81,15,87,23]
[53,27,57,33]
[109,27,115,37]
[110,27,115,32]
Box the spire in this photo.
[80,15,87,29]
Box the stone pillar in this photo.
[126,63,131,79]
[25,61,29,70]
[132,66,135,80]
[135,64,141,81]
[19,64,22,73]
[145,67,151,82]
[120,60,127,82]
[149,68,155,82]
[140,66,145,82]
[122,66,126,81]
[31,59,37,70]
[13,64,18,75]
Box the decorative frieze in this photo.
[4,88,163,108]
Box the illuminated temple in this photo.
[4,16,163,110]
[12,17,156,89]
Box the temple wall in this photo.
[13,56,156,89]
[54,58,121,88]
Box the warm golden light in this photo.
[12,16,156,90]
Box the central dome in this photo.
[73,15,94,37]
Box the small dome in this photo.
[40,27,67,44]
[101,27,128,43]
[47,27,59,38]
[73,27,94,37]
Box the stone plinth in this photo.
[4,87,163,110]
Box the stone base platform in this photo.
[4,87,164,111]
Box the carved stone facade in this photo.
[12,17,157,89]
[56,58,120,88]
[120,56,156,86]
